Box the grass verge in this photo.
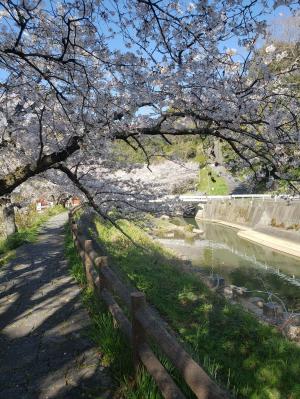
[94,217,300,399]
[0,205,65,266]
[64,225,170,399]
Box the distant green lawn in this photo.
[197,166,228,195]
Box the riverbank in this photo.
[196,218,300,258]
[92,215,300,399]
[238,229,300,258]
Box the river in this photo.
[156,219,300,312]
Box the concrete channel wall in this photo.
[197,198,300,229]
[196,198,300,257]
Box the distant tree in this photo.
[267,12,300,44]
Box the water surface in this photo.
[156,219,300,312]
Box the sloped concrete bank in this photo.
[196,198,300,258]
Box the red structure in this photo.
[36,197,54,212]
[72,197,81,207]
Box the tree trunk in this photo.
[3,204,17,237]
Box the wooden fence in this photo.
[68,209,228,399]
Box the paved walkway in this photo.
[0,213,111,399]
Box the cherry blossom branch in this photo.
[0,135,82,196]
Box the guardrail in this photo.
[68,208,227,399]
[158,194,300,203]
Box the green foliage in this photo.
[112,135,208,165]
[197,167,228,195]
[0,205,65,265]
[249,41,300,88]
[94,218,300,398]
[266,41,300,84]
[0,248,15,267]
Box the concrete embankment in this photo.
[196,198,300,258]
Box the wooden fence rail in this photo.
[68,210,228,399]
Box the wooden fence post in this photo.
[71,223,78,241]
[84,239,94,289]
[131,292,146,371]
[94,256,108,292]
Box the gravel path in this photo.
[0,213,111,399]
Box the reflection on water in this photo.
[156,219,300,312]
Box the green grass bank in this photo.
[92,217,300,399]
[196,166,228,195]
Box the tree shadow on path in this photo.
[0,213,112,399]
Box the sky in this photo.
[96,2,297,55]
[0,2,297,84]
[221,4,297,57]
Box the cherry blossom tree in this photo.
[0,0,299,225]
